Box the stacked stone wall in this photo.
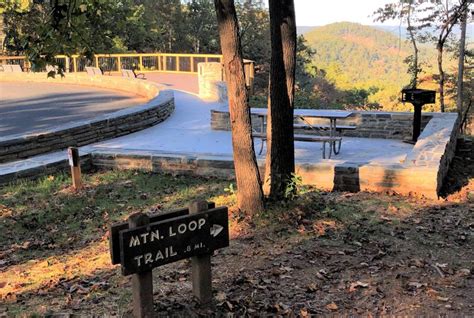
[211,109,432,140]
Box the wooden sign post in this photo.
[67,147,82,190]
[128,213,154,317]
[190,201,213,304]
[109,201,229,316]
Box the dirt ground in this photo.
[0,137,473,317]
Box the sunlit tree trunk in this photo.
[437,43,446,112]
[456,3,468,118]
[214,0,264,214]
[435,0,469,113]
[263,0,296,199]
[406,1,419,89]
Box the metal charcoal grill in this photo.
[401,88,436,143]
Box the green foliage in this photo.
[1,0,269,69]
[224,183,236,196]
[284,173,304,201]
[2,0,143,70]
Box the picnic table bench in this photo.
[0,64,23,72]
[252,132,342,159]
[85,66,103,76]
[251,108,354,159]
[293,123,356,132]
[121,69,146,79]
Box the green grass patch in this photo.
[0,170,230,264]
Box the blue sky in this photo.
[293,0,473,39]
[294,0,395,26]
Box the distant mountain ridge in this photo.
[298,23,473,40]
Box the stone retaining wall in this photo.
[91,151,237,180]
[0,73,174,163]
[209,109,459,198]
[0,110,459,197]
[357,113,459,197]
[0,101,459,199]
[0,154,93,186]
[211,109,432,140]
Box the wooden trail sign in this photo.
[109,202,215,265]
[109,203,229,276]
[119,207,228,275]
[109,202,229,315]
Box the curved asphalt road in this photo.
[0,82,147,137]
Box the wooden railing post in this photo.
[139,55,143,71]
[65,57,70,73]
[117,56,122,72]
[72,57,77,72]
[1,52,227,74]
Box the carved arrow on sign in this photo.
[210,224,224,237]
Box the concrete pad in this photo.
[91,91,413,165]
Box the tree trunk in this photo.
[263,0,296,199]
[456,6,468,118]
[438,44,445,112]
[406,1,419,89]
[214,0,264,214]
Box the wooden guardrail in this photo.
[0,52,255,91]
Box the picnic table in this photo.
[251,108,354,159]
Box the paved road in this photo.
[0,82,147,136]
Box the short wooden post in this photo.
[139,55,143,71]
[189,201,213,305]
[72,57,77,72]
[128,213,154,317]
[67,147,82,190]
[65,57,70,73]
[117,56,122,71]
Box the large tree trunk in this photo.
[438,44,445,112]
[263,0,296,199]
[214,0,264,214]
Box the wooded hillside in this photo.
[302,22,460,111]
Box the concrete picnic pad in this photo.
[91,91,413,165]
